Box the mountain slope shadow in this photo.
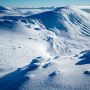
[76,50,90,65]
[0,61,39,90]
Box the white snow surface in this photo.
[0,6,90,90]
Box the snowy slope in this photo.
[0,6,90,90]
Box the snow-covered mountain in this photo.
[0,6,23,16]
[0,6,90,90]
[17,7,55,15]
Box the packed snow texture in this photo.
[0,6,90,90]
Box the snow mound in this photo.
[84,69,90,75]
[76,50,90,65]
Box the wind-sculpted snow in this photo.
[76,50,90,65]
[0,6,90,57]
[29,6,90,37]
[0,57,40,90]
[0,6,90,90]
[1,6,90,37]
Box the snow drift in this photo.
[0,6,90,90]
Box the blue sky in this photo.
[0,0,90,7]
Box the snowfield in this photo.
[0,6,90,90]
